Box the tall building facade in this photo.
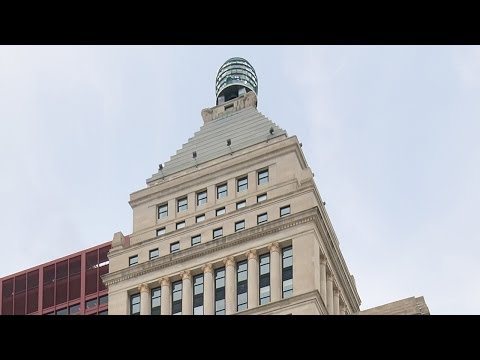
[0,57,430,315]
[103,58,363,315]
[0,242,110,315]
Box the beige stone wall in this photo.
[104,131,362,315]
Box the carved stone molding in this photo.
[223,256,235,267]
[160,277,171,287]
[181,270,192,281]
[202,263,213,274]
[268,242,281,253]
[334,289,340,296]
[320,254,327,264]
[138,283,149,293]
[246,249,258,260]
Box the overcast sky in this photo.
[1,46,478,315]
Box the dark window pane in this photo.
[156,227,166,236]
[191,235,201,246]
[237,177,248,192]
[56,307,68,315]
[257,193,267,202]
[69,303,80,314]
[235,220,245,232]
[43,265,55,309]
[172,281,182,315]
[257,213,268,224]
[216,207,226,216]
[177,197,188,212]
[217,183,228,199]
[130,294,140,315]
[151,287,161,315]
[170,242,180,253]
[158,203,168,219]
[99,294,108,305]
[129,255,138,266]
[236,201,246,209]
[197,191,207,206]
[258,169,269,185]
[2,278,14,315]
[150,249,159,260]
[213,228,223,239]
[280,205,291,217]
[86,298,98,309]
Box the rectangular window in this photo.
[130,293,140,315]
[191,234,201,246]
[237,260,248,311]
[151,287,161,315]
[170,242,180,253]
[257,213,268,225]
[282,246,293,298]
[213,227,223,239]
[156,227,166,237]
[258,169,269,185]
[197,190,207,206]
[257,193,267,203]
[56,307,68,315]
[177,197,188,213]
[217,183,228,199]
[98,310,108,315]
[280,205,291,217]
[193,274,204,315]
[196,214,205,223]
[176,221,185,230]
[235,220,245,232]
[149,248,159,260]
[85,298,97,309]
[172,281,182,315]
[236,200,246,209]
[237,176,248,192]
[215,267,226,315]
[68,304,80,315]
[158,203,168,219]
[259,254,271,305]
[99,295,108,305]
[129,255,138,267]
[216,207,226,216]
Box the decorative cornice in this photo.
[103,208,318,287]
[138,283,149,293]
[223,256,235,267]
[246,249,257,260]
[268,242,280,253]
[160,277,171,287]
[202,263,213,274]
[320,254,327,264]
[181,270,192,281]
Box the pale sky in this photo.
[1,45,479,315]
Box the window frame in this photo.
[235,220,245,232]
[257,169,269,186]
[176,221,186,230]
[158,203,168,220]
[130,293,140,315]
[151,287,161,315]
[170,241,180,254]
[257,212,268,225]
[196,214,205,223]
[257,193,267,203]
[196,190,207,206]
[177,197,188,213]
[280,205,291,217]
[217,183,228,199]
[213,227,223,239]
[216,207,226,216]
[236,200,246,209]
[156,227,166,237]
[191,234,201,246]
[129,255,138,267]
[237,176,248,192]
[149,248,159,260]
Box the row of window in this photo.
[157,169,269,220]
[156,192,270,237]
[130,246,293,315]
[128,205,292,266]
[45,294,108,315]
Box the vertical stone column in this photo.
[327,273,334,315]
[224,256,236,315]
[269,242,281,302]
[138,284,150,315]
[320,255,327,307]
[246,250,259,309]
[333,288,340,315]
[203,263,214,315]
[160,277,171,315]
[181,270,193,315]
[340,303,346,315]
